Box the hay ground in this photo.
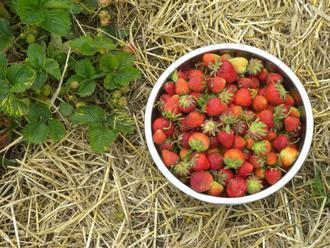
[1,0,330,247]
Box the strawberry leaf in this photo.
[71,105,106,125]
[74,59,95,78]
[27,43,46,70]
[70,35,115,56]
[0,53,7,80]
[44,59,61,80]
[41,9,71,36]
[0,93,30,117]
[88,124,117,152]
[59,102,73,117]
[23,121,49,144]
[99,54,119,71]
[27,102,51,122]
[13,0,45,25]
[48,118,65,142]
[0,18,13,51]
[107,111,134,134]
[7,64,36,93]
[77,79,96,97]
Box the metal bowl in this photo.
[145,44,313,205]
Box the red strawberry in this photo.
[247,119,268,140]
[160,94,171,104]
[190,91,202,101]
[179,148,191,160]
[188,132,210,152]
[233,136,246,150]
[152,117,174,136]
[184,111,205,129]
[257,68,268,83]
[179,95,196,113]
[256,109,274,128]
[272,135,288,152]
[207,152,223,170]
[238,77,252,88]
[188,76,206,92]
[221,53,232,61]
[207,181,224,196]
[175,78,190,95]
[265,168,282,185]
[191,152,210,171]
[223,148,245,169]
[161,149,179,167]
[245,137,254,150]
[205,97,227,116]
[258,87,266,96]
[216,129,235,148]
[247,176,263,194]
[159,138,174,150]
[265,83,287,105]
[249,155,265,169]
[249,77,260,89]
[187,69,203,79]
[284,94,295,106]
[217,168,234,184]
[226,176,247,197]
[216,61,237,83]
[208,77,226,93]
[164,82,176,95]
[153,129,167,145]
[253,95,268,111]
[237,161,254,178]
[289,107,300,118]
[231,105,243,116]
[267,73,283,84]
[266,152,277,166]
[235,88,252,107]
[233,121,248,136]
[266,129,277,141]
[179,118,189,132]
[180,132,192,148]
[280,146,298,167]
[284,116,300,132]
[252,140,271,156]
[190,171,213,192]
[203,53,220,67]
[255,167,265,179]
[209,136,219,148]
[163,95,181,119]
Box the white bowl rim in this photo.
[144,43,313,205]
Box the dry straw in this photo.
[1,0,330,247]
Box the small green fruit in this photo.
[41,84,52,97]
[111,90,122,99]
[70,80,79,90]
[118,97,128,107]
[25,33,36,44]
[75,102,86,108]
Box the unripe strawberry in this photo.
[175,78,190,95]
[255,167,265,179]
[207,181,224,196]
[280,146,298,167]
[228,57,248,74]
[266,152,277,166]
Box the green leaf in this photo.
[32,71,47,90]
[26,102,51,122]
[77,79,96,97]
[0,93,30,117]
[0,18,13,51]
[44,0,72,9]
[75,59,95,78]
[7,64,36,93]
[14,0,45,25]
[88,124,117,152]
[99,54,119,72]
[71,105,106,125]
[48,118,65,142]
[107,111,134,134]
[59,102,73,117]
[23,121,49,144]
[70,35,115,56]
[93,35,116,50]
[113,51,136,68]
[0,52,7,80]
[103,67,140,90]
[41,9,71,36]
[27,43,45,69]
[44,59,61,80]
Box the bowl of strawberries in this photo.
[145,44,313,205]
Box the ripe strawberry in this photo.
[265,168,282,185]
[233,136,246,150]
[216,129,235,148]
[255,167,265,179]
[173,70,188,81]
[258,87,266,96]
[216,61,237,83]
[160,94,171,104]
[188,76,206,92]
[247,176,263,194]
[164,82,176,95]
[266,129,277,141]
[179,95,196,113]
[216,168,234,184]
[209,136,219,148]
[284,116,300,132]
[163,95,181,119]
[205,97,227,116]
[247,58,263,75]
[226,176,247,197]
[179,148,191,160]
[228,57,248,74]
[187,69,203,79]
[253,95,268,111]
[238,77,252,88]
[191,152,210,171]
[190,171,213,192]
[201,119,219,136]
[207,152,223,170]
[267,73,283,84]
[221,53,232,61]
[256,109,274,128]
[207,181,224,196]
[188,132,210,152]
[223,148,245,169]
[257,68,268,83]
[265,83,287,105]
[190,91,202,101]
[233,121,248,136]
[180,132,192,148]
[161,149,179,167]
[252,140,271,156]
[175,78,190,95]
[249,155,265,169]
[235,88,252,107]
[184,111,205,129]
[208,77,226,93]
[160,138,174,150]
[172,161,192,177]
[289,107,300,118]
[249,77,260,89]
[280,146,298,167]
[284,94,295,106]
[153,129,167,145]
[231,105,243,116]
[266,152,277,166]
[237,161,254,177]
[203,53,220,67]
[152,117,174,136]
[247,120,268,140]
[245,137,254,150]
[272,134,288,152]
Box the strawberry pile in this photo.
[152,52,301,197]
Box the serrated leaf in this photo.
[103,73,114,90]
[48,118,65,141]
[104,67,140,90]
[0,93,30,117]
[113,51,135,68]
[75,59,95,78]
[23,121,49,144]
[14,0,45,25]
[44,0,72,9]
[88,124,117,152]
[77,79,96,97]
[71,105,106,125]
[107,111,134,134]
[99,54,119,72]
[27,43,45,69]
[7,64,36,93]
[44,58,61,80]
[93,36,115,50]
[27,102,51,122]
[0,52,7,80]
[41,9,71,36]
[32,71,47,90]
[0,18,13,51]
[59,102,73,117]
[70,35,115,56]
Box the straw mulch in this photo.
[1,1,330,247]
